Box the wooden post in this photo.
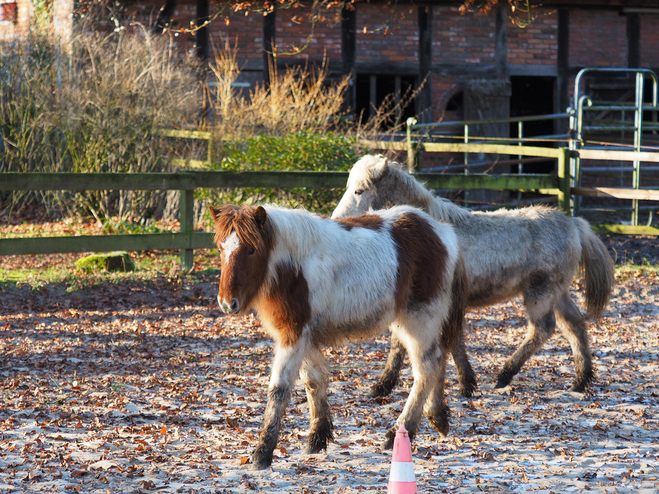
[406,117,418,173]
[557,148,572,214]
[180,189,195,272]
[556,9,570,134]
[341,5,356,112]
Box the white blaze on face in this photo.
[221,231,241,265]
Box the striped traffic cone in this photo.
[387,424,417,494]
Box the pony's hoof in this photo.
[427,416,450,438]
[304,436,329,455]
[495,376,512,389]
[569,383,586,393]
[382,429,396,450]
[251,449,273,470]
[459,382,477,398]
[368,382,394,398]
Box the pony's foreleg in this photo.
[496,306,556,389]
[252,340,307,470]
[369,332,406,398]
[555,292,594,392]
[299,346,334,454]
[382,333,442,450]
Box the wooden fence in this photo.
[2,130,657,272]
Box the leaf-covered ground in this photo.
[0,220,658,493]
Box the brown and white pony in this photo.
[332,154,615,395]
[210,203,471,469]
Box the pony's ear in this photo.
[371,155,389,179]
[254,206,267,227]
[209,206,220,222]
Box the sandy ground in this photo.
[0,251,657,493]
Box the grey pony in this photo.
[332,154,615,395]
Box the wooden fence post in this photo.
[406,117,418,173]
[180,189,194,272]
[557,147,572,214]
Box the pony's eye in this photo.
[355,189,364,195]
[248,247,255,255]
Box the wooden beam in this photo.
[0,233,215,256]
[152,0,177,34]
[416,173,558,191]
[495,3,508,78]
[263,7,276,88]
[575,148,659,163]
[418,5,432,122]
[591,224,659,236]
[556,8,570,133]
[195,0,209,61]
[341,4,357,112]
[627,13,641,68]
[572,187,659,201]
[0,171,352,191]
[421,142,563,159]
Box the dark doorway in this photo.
[355,74,417,129]
[510,76,555,173]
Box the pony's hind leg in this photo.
[496,290,557,389]
[383,328,443,450]
[369,334,406,398]
[555,292,593,392]
[452,331,477,398]
[252,340,307,470]
[424,351,450,436]
[299,346,334,453]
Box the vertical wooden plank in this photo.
[557,148,572,214]
[180,189,195,272]
[627,13,641,68]
[195,0,209,61]
[341,5,357,112]
[263,7,276,88]
[418,5,432,123]
[153,0,177,34]
[495,3,508,78]
[556,8,570,134]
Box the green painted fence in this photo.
[0,165,566,271]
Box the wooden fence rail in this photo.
[0,168,564,271]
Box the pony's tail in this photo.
[577,219,615,320]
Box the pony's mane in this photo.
[213,205,273,251]
[357,155,471,224]
[262,205,326,265]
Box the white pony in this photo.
[211,203,470,469]
[332,154,615,395]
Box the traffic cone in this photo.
[387,424,417,494]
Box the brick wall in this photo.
[433,6,495,65]
[507,9,557,66]
[641,15,659,69]
[276,6,341,63]
[356,3,418,64]
[569,9,626,67]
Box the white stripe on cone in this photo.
[389,461,416,483]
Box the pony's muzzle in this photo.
[218,295,240,314]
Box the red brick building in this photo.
[7,1,659,126]
[119,0,659,128]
